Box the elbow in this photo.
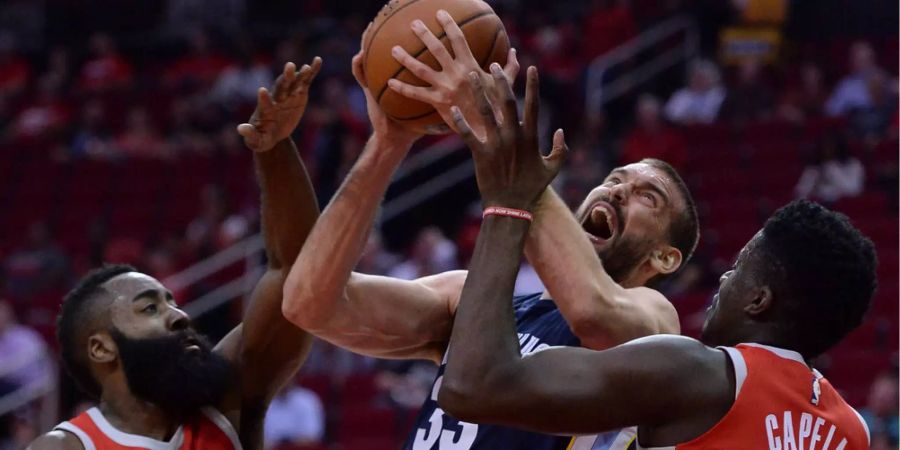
[568,304,622,350]
[437,378,488,423]
[281,277,316,329]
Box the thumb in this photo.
[544,128,568,174]
[237,123,262,150]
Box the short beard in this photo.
[111,327,233,419]
[598,235,653,284]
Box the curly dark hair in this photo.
[758,200,877,358]
[57,264,136,398]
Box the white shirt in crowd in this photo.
[794,159,865,203]
[264,386,325,448]
[664,87,726,124]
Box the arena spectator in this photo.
[620,94,687,170]
[582,0,637,61]
[858,372,899,450]
[664,59,726,124]
[357,232,401,276]
[3,223,69,300]
[826,41,888,117]
[0,299,53,395]
[77,33,134,93]
[0,34,29,100]
[68,100,111,160]
[163,30,233,91]
[848,70,898,143]
[111,107,172,160]
[719,57,775,123]
[388,227,458,280]
[209,45,273,110]
[777,63,828,123]
[263,384,325,449]
[794,131,864,203]
[11,77,70,139]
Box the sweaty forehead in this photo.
[102,272,165,303]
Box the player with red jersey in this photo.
[28,57,323,450]
[437,68,876,450]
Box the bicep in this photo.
[461,336,723,435]
[309,271,466,362]
[28,431,83,450]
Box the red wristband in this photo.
[483,206,533,222]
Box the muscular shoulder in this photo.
[28,431,84,450]
[622,287,681,334]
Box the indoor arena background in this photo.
[0,0,897,449]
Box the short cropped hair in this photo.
[758,201,877,358]
[57,264,136,397]
[640,158,700,270]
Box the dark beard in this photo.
[111,327,233,419]
[598,234,652,283]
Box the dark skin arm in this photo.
[437,65,735,447]
[212,58,323,447]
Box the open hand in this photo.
[452,65,567,211]
[237,57,322,152]
[387,9,519,141]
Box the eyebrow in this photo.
[132,289,174,303]
[609,168,671,205]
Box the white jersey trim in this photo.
[719,346,747,399]
[741,343,807,366]
[54,421,97,450]
[201,407,243,450]
[850,407,871,445]
[86,407,185,450]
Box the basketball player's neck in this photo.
[98,384,180,441]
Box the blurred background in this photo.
[0,0,896,449]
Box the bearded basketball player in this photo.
[29,58,323,450]
[280,13,699,450]
[439,67,876,450]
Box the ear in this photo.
[649,246,682,275]
[744,286,774,316]
[87,333,117,364]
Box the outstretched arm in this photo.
[213,59,323,446]
[281,32,465,364]
[390,10,678,350]
[437,67,731,441]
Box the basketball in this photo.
[364,0,510,134]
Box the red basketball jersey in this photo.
[639,343,870,450]
[54,406,241,450]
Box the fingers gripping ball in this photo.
[364,0,510,135]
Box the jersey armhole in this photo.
[850,407,871,446]
[53,422,95,450]
[201,407,243,450]
[719,347,747,400]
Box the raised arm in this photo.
[281,35,465,364]
[389,11,677,350]
[209,59,323,447]
[437,67,731,443]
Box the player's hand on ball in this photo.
[237,57,322,152]
[388,9,519,141]
[352,24,422,148]
[453,65,567,211]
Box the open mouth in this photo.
[582,202,616,245]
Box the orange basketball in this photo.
[364,0,510,135]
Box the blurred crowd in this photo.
[0,0,897,448]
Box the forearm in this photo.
[525,188,629,343]
[282,134,411,326]
[441,216,529,411]
[256,137,319,268]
